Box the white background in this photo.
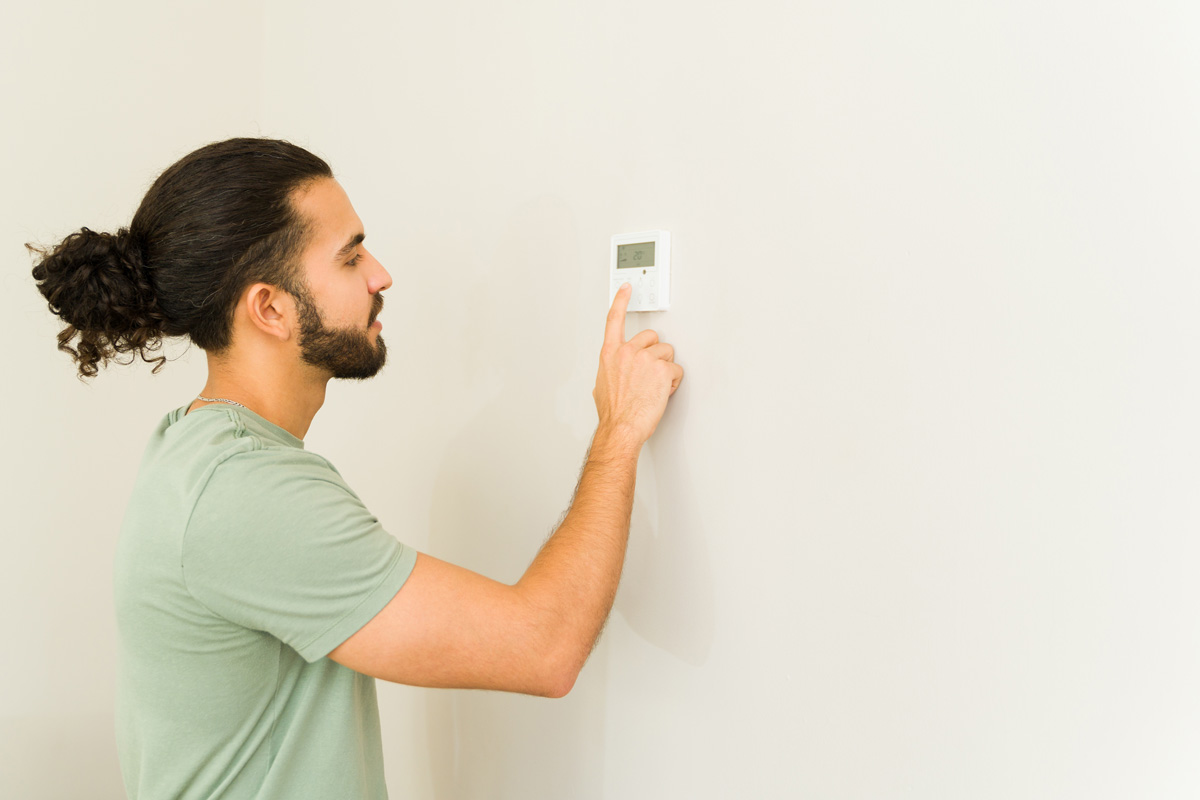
[3,1,1199,797]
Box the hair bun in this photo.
[28,224,169,379]
[112,227,146,273]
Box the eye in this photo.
[347,252,363,267]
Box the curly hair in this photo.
[27,137,333,380]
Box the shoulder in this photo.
[183,444,385,573]
[199,445,353,510]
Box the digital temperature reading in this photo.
[617,242,656,269]
[609,230,671,312]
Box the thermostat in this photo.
[610,230,671,312]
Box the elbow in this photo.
[535,641,586,699]
[542,662,580,699]
[513,584,590,698]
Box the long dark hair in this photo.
[27,137,333,380]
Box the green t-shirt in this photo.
[114,402,417,799]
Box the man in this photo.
[100,148,682,798]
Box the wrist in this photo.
[588,422,642,463]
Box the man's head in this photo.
[256,176,391,380]
[28,137,389,381]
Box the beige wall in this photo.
[1,2,264,797]
[6,1,1200,798]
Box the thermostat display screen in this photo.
[617,242,655,269]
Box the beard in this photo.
[292,282,387,380]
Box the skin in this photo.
[186,177,391,439]
[187,176,684,697]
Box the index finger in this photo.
[605,282,631,348]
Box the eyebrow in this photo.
[334,232,365,260]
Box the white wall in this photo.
[6,1,1200,798]
[263,2,1200,797]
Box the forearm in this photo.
[514,423,642,686]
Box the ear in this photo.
[242,283,296,342]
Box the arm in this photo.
[327,426,639,697]
[327,284,683,697]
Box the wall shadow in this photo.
[423,196,607,800]
[614,425,716,667]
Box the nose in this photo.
[364,247,392,294]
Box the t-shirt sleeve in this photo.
[182,447,418,662]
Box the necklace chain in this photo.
[195,394,247,409]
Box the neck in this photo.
[191,353,330,441]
